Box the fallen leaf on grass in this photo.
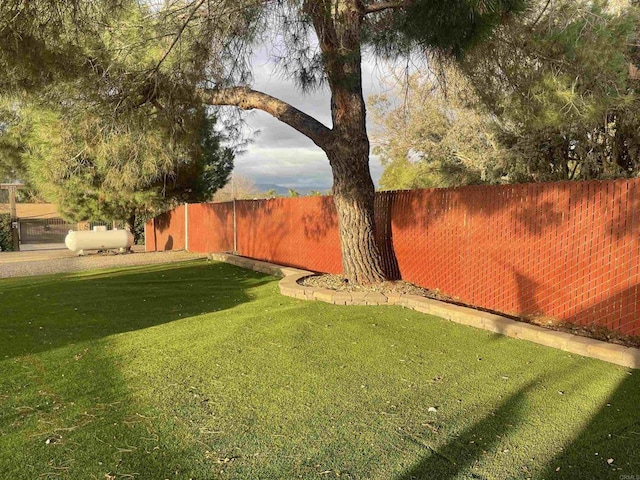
[421,422,440,433]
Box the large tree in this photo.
[0,99,233,238]
[0,4,235,239]
[0,0,524,283]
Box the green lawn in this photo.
[0,260,638,479]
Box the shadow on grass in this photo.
[0,324,216,478]
[540,371,640,479]
[0,260,273,359]
[396,381,535,480]
[396,365,640,480]
[0,260,276,478]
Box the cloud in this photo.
[243,111,318,149]
[235,146,384,189]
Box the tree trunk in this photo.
[200,0,394,284]
[321,0,388,284]
[125,212,137,246]
[327,136,386,284]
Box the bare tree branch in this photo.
[200,87,333,149]
[528,0,552,31]
[363,0,411,15]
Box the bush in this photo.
[0,214,14,252]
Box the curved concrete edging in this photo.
[209,253,640,369]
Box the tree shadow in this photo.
[301,195,337,241]
[236,198,288,265]
[375,191,401,280]
[539,371,640,479]
[0,261,273,359]
[564,283,640,337]
[0,339,220,478]
[396,381,536,480]
[153,208,177,232]
[148,206,185,251]
[186,195,399,278]
[494,259,640,338]
[233,196,343,274]
[147,179,640,337]
[387,179,640,337]
[11,235,291,476]
[0,260,279,478]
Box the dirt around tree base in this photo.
[299,274,640,349]
[300,274,459,302]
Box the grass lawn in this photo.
[0,260,639,479]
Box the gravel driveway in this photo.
[0,247,206,279]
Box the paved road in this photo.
[0,247,205,279]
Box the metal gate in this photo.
[18,218,76,244]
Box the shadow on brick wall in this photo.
[154,209,176,233]
[302,196,336,241]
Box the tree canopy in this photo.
[0,99,233,228]
[0,2,235,232]
[0,0,526,283]
[372,0,640,188]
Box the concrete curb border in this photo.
[209,252,640,369]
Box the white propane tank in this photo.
[65,227,134,254]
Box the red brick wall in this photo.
[187,203,234,253]
[145,205,185,252]
[389,181,640,336]
[235,197,342,273]
[147,179,640,336]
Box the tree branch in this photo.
[363,0,411,15]
[200,87,333,149]
[150,0,206,75]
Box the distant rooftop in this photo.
[0,203,59,219]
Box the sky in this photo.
[233,54,395,191]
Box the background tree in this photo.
[372,1,640,188]
[212,173,260,201]
[0,3,235,242]
[370,70,506,190]
[457,0,640,182]
[0,99,234,241]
